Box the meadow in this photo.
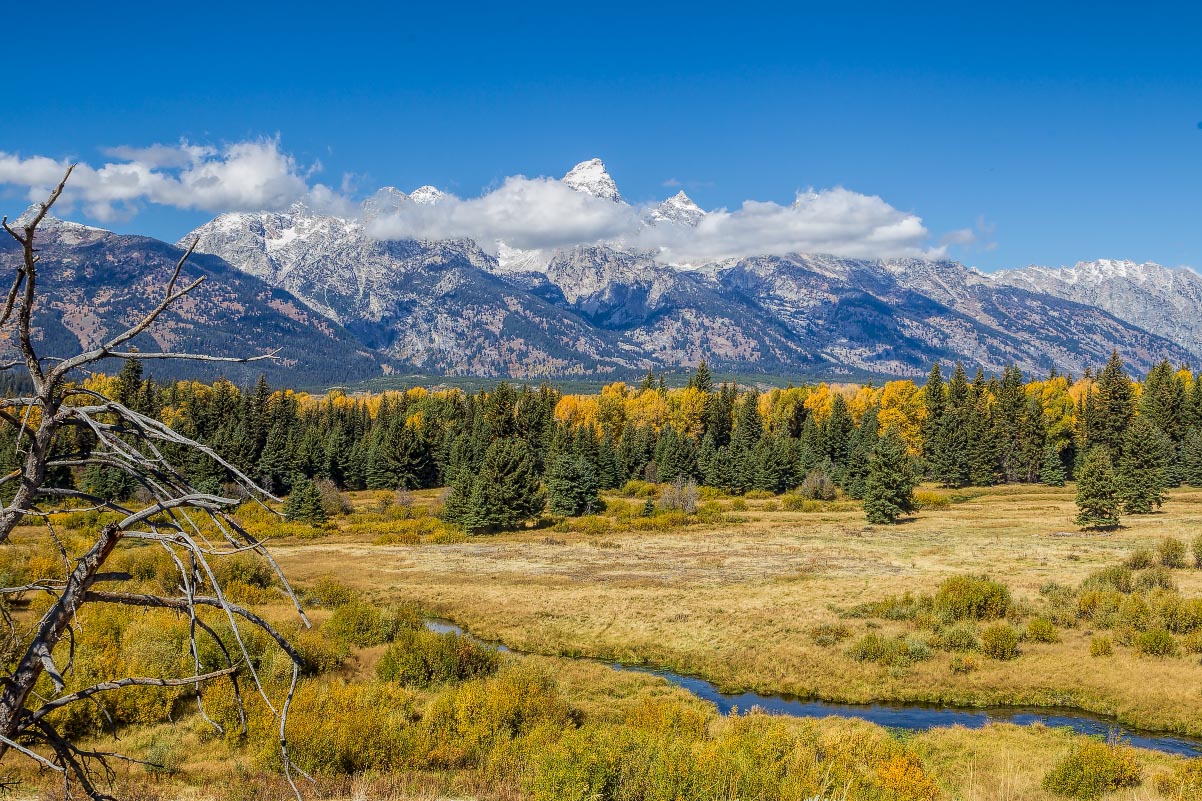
[4,482,1202,800]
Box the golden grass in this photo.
[272,484,1202,734]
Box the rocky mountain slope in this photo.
[0,217,386,387]
[990,259,1202,358]
[19,157,1193,383]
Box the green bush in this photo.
[1026,617,1060,643]
[376,629,500,688]
[931,623,980,652]
[1134,566,1177,593]
[1042,740,1141,799]
[1076,590,1124,628]
[1194,534,1202,568]
[847,633,932,667]
[1159,537,1188,568]
[949,654,979,674]
[1134,628,1178,657]
[323,600,417,648]
[808,623,852,647]
[1182,631,1202,655]
[1081,565,1133,593]
[1089,636,1113,657]
[303,576,356,608]
[1116,595,1152,631]
[934,575,1011,621]
[1125,547,1156,570]
[980,623,1020,660]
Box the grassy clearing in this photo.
[272,484,1202,735]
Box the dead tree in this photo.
[0,166,310,799]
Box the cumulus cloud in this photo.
[0,138,350,222]
[636,189,935,263]
[366,175,639,251]
[368,180,938,262]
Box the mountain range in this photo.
[5,159,1200,386]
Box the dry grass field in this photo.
[274,484,1202,735]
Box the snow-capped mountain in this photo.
[646,191,706,227]
[989,259,1202,357]
[561,158,623,202]
[142,157,1202,379]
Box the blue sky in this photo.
[2,0,1200,270]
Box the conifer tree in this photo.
[921,363,945,475]
[1088,351,1134,455]
[1039,444,1066,487]
[545,453,601,516]
[1075,447,1121,529]
[931,363,971,487]
[1116,416,1169,514]
[1181,427,1202,487]
[687,360,713,394]
[863,428,917,524]
[841,405,880,499]
[284,478,327,524]
[442,437,544,533]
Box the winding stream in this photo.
[425,620,1202,757]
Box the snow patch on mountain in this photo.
[562,158,623,203]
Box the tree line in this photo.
[10,352,1202,532]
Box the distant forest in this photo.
[10,352,1202,529]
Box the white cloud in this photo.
[368,181,938,262]
[366,175,639,252]
[636,189,936,263]
[0,138,350,222]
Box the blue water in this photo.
[424,620,1202,757]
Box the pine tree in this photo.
[862,428,917,524]
[921,363,946,476]
[687,360,713,394]
[115,355,144,409]
[545,453,601,516]
[931,363,971,487]
[1115,416,1169,514]
[1088,351,1134,455]
[1075,447,1121,530]
[841,405,880,499]
[1182,427,1202,486]
[1039,444,1066,487]
[284,478,327,524]
[443,437,545,534]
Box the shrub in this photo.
[729,498,748,511]
[798,468,838,501]
[1194,534,1202,568]
[744,489,775,500]
[949,654,979,674]
[1042,740,1141,799]
[1134,628,1178,657]
[931,623,980,652]
[980,623,1020,660]
[934,575,1011,621]
[1135,566,1177,593]
[1155,757,1202,800]
[304,576,355,608]
[1077,590,1124,628]
[1040,582,1080,627]
[659,476,700,513]
[621,480,658,499]
[847,633,931,667]
[323,600,414,649]
[1125,547,1156,570]
[1116,595,1152,631]
[1026,617,1060,643]
[211,553,275,590]
[1159,537,1188,568]
[1081,565,1133,593]
[1182,631,1202,655]
[809,623,852,646]
[1157,595,1202,634]
[376,629,500,688]
[1090,636,1113,657]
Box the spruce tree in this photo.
[931,363,971,487]
[1089,351,1134,455]
[284,478,327,524]
[444,437,545,534]
[1116,416,1169,514]
[1074,447,1121,530]
[687,360,713,394]
[545,453,601,516]
[863,428,917,524]
[1039,444,1066,487]
[1182,427,1202,487]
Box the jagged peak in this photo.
[562,158,623,203]
[648,190,705,227]
[409,185,447,205]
